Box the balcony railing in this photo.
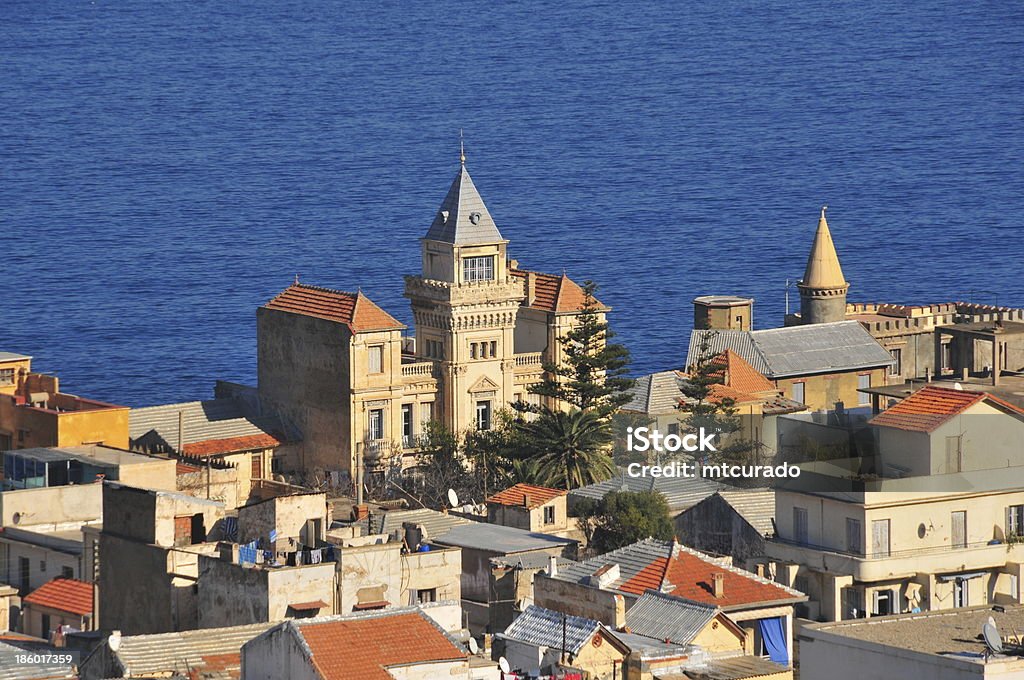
[401,361,436,378]
[770,535,1010,561]
[515,352,544,367]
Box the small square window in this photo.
[463,256,495,282]
[543,506,555,525]
[0,369,15,386]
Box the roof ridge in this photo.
[674,543,805,598]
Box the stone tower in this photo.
[798,206,849,325]
[403,156,524,433]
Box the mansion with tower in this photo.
[254,157,601,479]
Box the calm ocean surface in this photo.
[2,1,1022,407]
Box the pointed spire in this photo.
[459,129,466,165]
[423,159,504,245]
[801,205,848,290]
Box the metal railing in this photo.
[770,535,1008,561]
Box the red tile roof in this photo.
[487,483,567,509]
[510,269,607,313]
[297,611,466,680]
[618,544,801,609]
[709,350,777,395]
[265,284,405,334]
[24,578,92,616]
[869,385,1024,432]
[182,433,282,457]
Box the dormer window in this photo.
[463,256,494,282]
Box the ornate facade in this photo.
[256,159,604,479]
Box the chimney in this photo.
[523,492,530,508]
[353,504,369,521]
[526,272,537,307]
[548,555,558,578]
[712,572,725,598]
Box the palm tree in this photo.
[520,408,615,490]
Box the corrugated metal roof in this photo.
[687,321,893,379]
[686,330,769,374]
[369,508,473,540]
[625,591,718,645]
[104,622,273,676]
[433,522,575,554]
[623,371,687,415]
[715,490,776,535]
[554,537,673,592]
[423,165,504,245]
[502,605,599,655]
[569,471,727,513]
[130,399,282,451]
[0,641,75,679]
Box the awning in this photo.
[936,572,987,582]
[288,600,328,611]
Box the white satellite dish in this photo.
[108,631,122,652]
[447,488,459,508]
[468,637,479,654]
[498,657,511,674]
[984,621,1004,654]
[954,382,964,391]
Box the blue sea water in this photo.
[2,1,1022,407]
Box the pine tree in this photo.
[678,330,752,466]
[519,281,633,417]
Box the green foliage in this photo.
[677,331,756,466]
[517,281,634,418]
[517,408,615,490]
[576,490,675,554]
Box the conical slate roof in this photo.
[423,164,505,245]
[800,207,848,290]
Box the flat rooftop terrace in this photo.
[808,606,1024,659]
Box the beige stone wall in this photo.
[533,574,627,628]
[776,367,886,412]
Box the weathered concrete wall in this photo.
[241,624,321,680]
[176,464,240,508]
[0,483,102,530]
[675,494,768,565]
[402,546,462,604]
[0,537,80,592]
[238,492,327,547]
[533,574,627,628]
[117,458,177,491]
[257,308,352,475]
[102,484,158,543]
[336,542,403,613]
[97,533,179,634]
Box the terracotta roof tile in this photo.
[510,269,607,313]
[709,350,777,395]
[661,546,801,608]
[869,385,1023,433]
[24,578,92,616]
[588,540,804,609]
[182,433,282,457]
[297,611,465,680]
[487,483,567,509]
[265,284,405,334]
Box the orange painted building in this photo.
[0,352,129,451]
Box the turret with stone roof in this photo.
[797,206,850,325]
